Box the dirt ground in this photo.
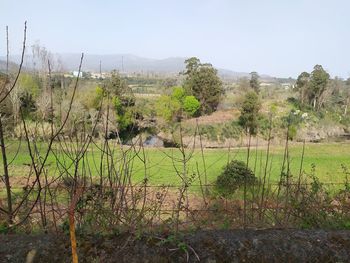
[1,229,350,262]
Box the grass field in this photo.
[2,140,350,188]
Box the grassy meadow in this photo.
[3,140,350,188]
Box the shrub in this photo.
[216,160,257,196]
[183,95,200,116]
[171,86,186,102]
[156,95,181,122]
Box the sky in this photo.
[1,0,349,78]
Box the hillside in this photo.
[0,54,276,81]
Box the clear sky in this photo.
[1,0,349,78]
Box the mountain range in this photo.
[0,53,275,80]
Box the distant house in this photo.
[72,71,83,77]
[281,83,294,89]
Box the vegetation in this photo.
[183,57,224,115]
[295,65,330,110]
[249,71,260,94]
[155,86,201,124]
[2,25,350,263]
[238,91,261,135]
[216,160,257,196]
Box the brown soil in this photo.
[185,109,240,125]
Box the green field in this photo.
[3,141,350,187]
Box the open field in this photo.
[3,140,350,187]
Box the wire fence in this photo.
[3,179,350,232]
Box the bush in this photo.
[216,160,257,196]
[183,95,200,116]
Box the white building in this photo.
[72,71,83,77]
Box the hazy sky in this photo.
[1,0,349,78]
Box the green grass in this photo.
[2,140,350,188]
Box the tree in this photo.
[295,71,310,105]
[101,71,139,139]
[183,57,200,76]
[327,77,345,107]
[249,72,260,93]
[19,92,37,119]
[156,86,200,121]
[295,65,330,110]
[156,95,181,122]
[183,57,224,115]
[238,91,261,135]
[103,70,131,99]
[309,65,330,110]
[113,96,137,131]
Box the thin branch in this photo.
[0,21,27,103]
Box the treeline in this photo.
[295,65,350,114]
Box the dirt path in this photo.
[1,229,350,262]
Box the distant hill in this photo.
[55,53,257,79]
[1,53,278,81]
[58,53,186,74]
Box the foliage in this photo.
[238,91,261,135]
[183,57,224,115]
[113,96,122,112]
[289,168,350,229]
[295,71,310,105]
[19,92,37,119]
[112,95,139,137]
[156,87,200,121]
[17,74,41,99]
[103,70,130,97]
[257,114,272,139]
[249,72,260,93]
[116,106,135,131]
[295,65,330,111]
[309,65,330,109]
[177,121,242,142]
[93,86,104,109]
[182,95,200,116]
[171,86,186,102]
[101,72,139,138]
[156,95,182,122]
[77,86,105,110]
[216,160,257,196]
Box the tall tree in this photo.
[183,57,224,115]
[295,71,310,105]
[249,72,260,93]
[183,57,200,76]
[238,91,261,135]
[103,70,131,99]
[309,64,330,110]
[295,65,330,110]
